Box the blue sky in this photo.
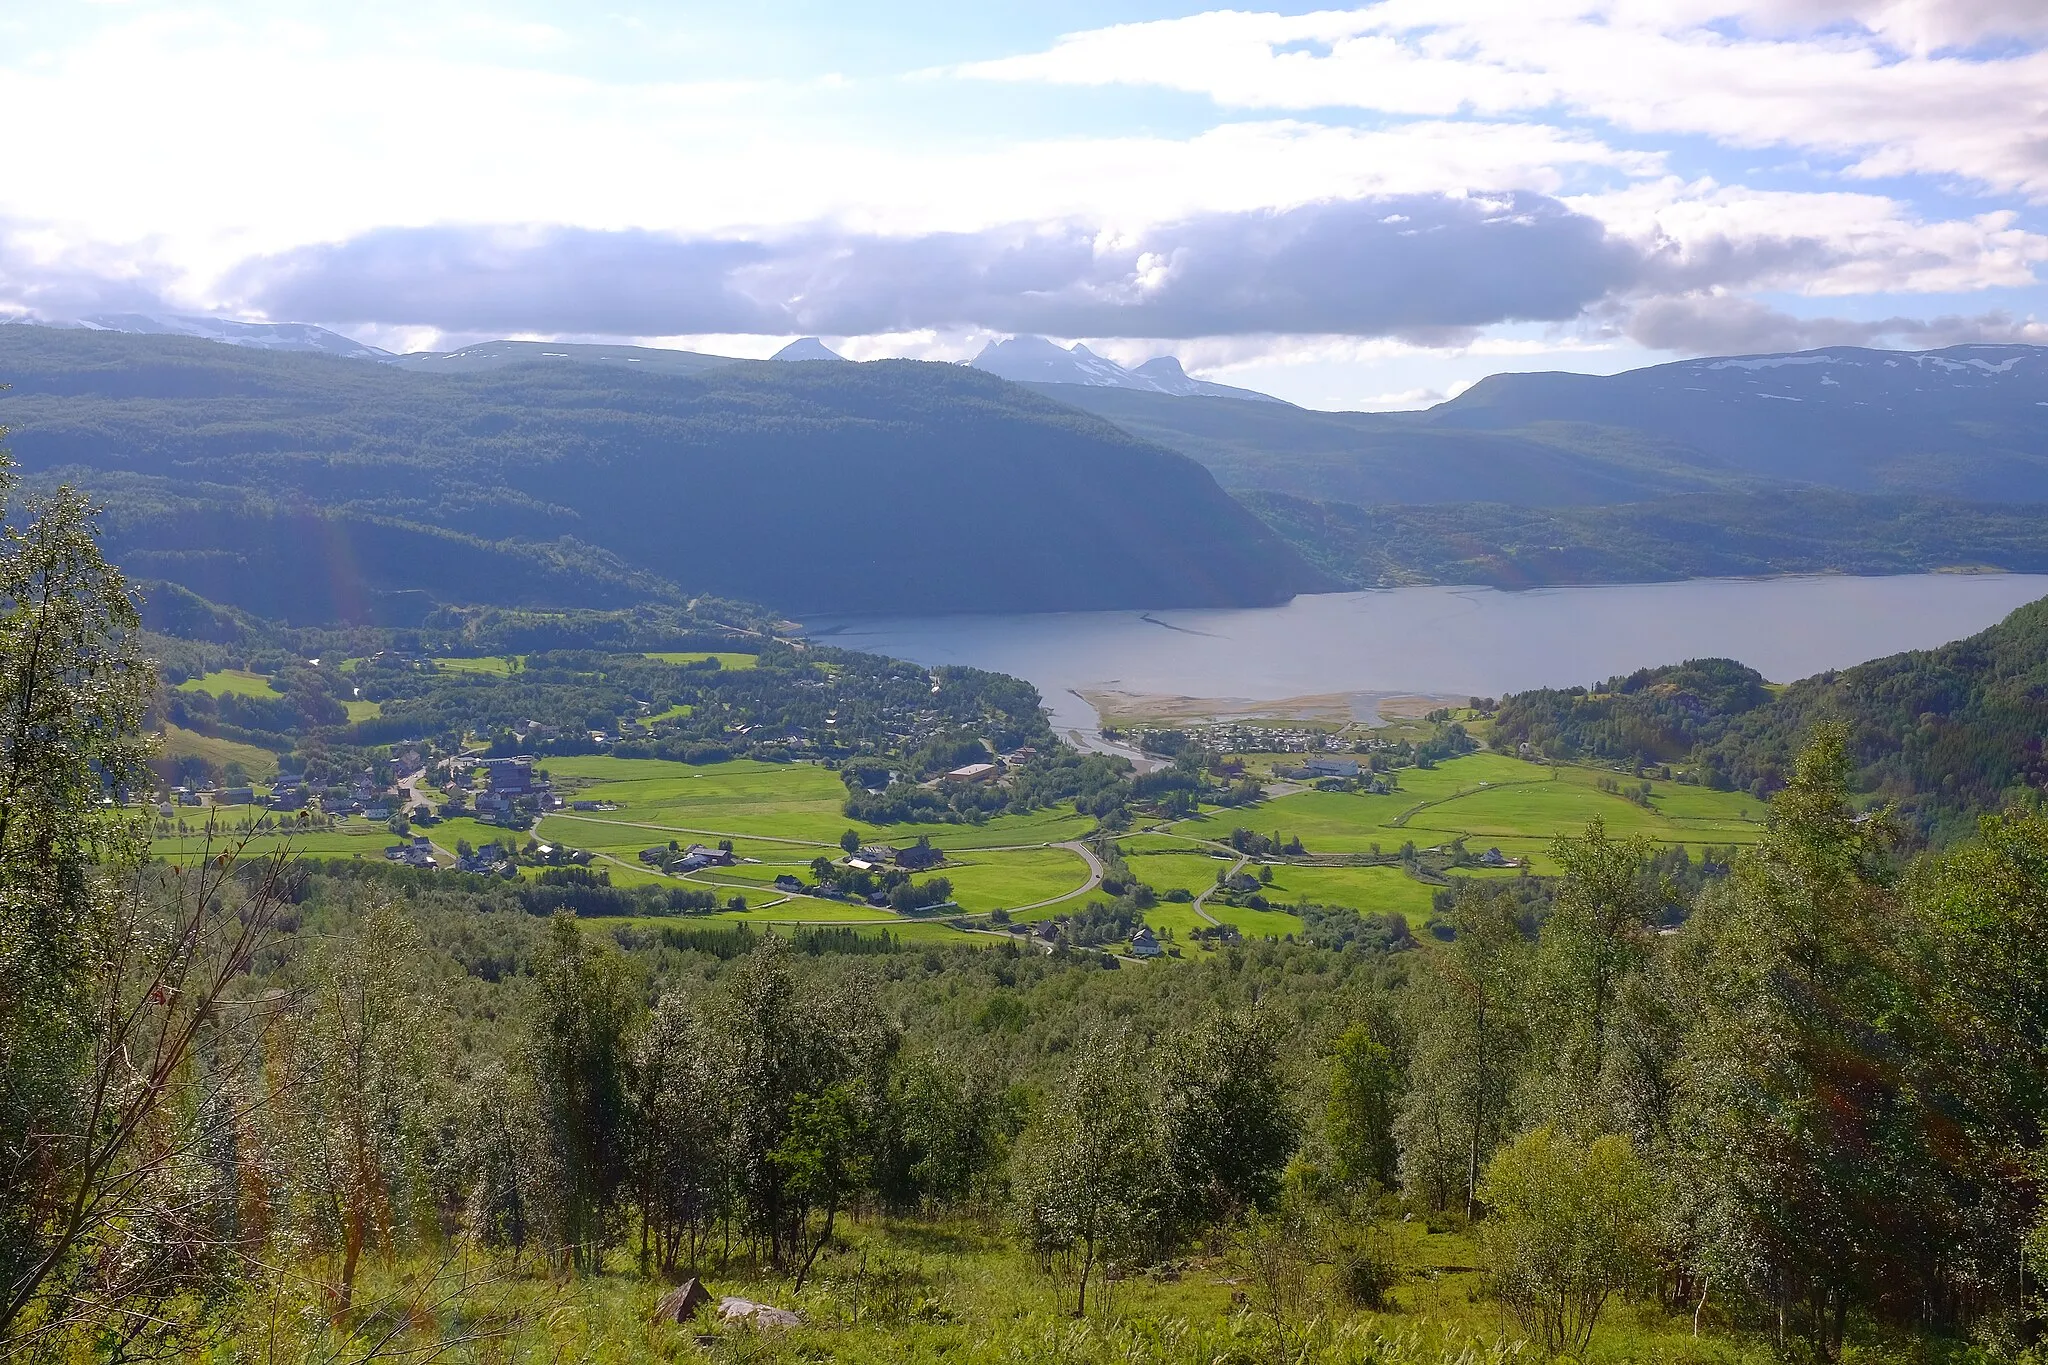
[1,0,2043,408]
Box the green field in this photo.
[158,724,282,780]
[1258,863,1444,919]
[535,756,1093,850]
[938,846,1093,912]
[433,656,520,676]
[1099,751,1769,937]
[146,750,1767,946]
[641,650,758,669]
[174,668,280,698]
[1187,753,1766,873]
[150,817,402,863]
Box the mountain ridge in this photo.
[971,334,1285,402]
[0,324,1324,622]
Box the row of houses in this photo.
[639,843,736,874]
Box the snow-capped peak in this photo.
[971,336,1282,403]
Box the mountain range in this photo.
[0,324,1320,624]
[1040,343,2048,504]
[8,312,2048,620]
[967,335,1283,402]
[15,313,1281,401]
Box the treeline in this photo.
[1492,595,2048,839]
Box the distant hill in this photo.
[1491,592,2048,840]
[385,338,738,376]
[0,325,1323,623]
[772,337,847,362]
[975,336,1283,402]
[6,312,392,360]
[1245,489,2048,590]
[1039,344,2048,505]
[1031,384,1727,504]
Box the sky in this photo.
[1,0,2045,409]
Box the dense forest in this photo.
[14,432,2048,1363]
[1247,489,2048,590]
[0,326,1321,620]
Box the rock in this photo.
[718,1296,803,1329]
[651,1278,713,1323]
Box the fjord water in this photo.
[809,574,2048,733]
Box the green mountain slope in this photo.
[1025,383,1741,504]
[0,326,1325,622]
[1032,344,2048,506]
[1491,594,2048,839]
[1245,489,2048,589]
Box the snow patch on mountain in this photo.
[63,313,392,359]
[972,336,1284,403]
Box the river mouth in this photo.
[806,574,2048,736]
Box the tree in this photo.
[275,901,441,1311]
[879,1048,1010,1214]
[769,1083,872,1290]
[458,1063,541,1263]
[712,935,894,1270]
[1478,1126,1656,1357]
[1327,1022,1401,1193]
[1534,819,1666,1129]
[1396,887,1530,1218]
[527,912,641,1272]
[1158,1006,1299,1230]
[840,829,861,855]
[1,444,299,1353]
[1673,725,1912,1358]
[1013,1031,1169,1316]
[631,992,729,1276]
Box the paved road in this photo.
[1187,851,1247,927]
[1008,840,1103,912]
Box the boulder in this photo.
[717,1296,803,1329]
[651,1277,713,1323]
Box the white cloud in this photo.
[1577,179,2048,295]
[0,1,2041,411]
[1622,294,2048,352]
[961,3,2048,198]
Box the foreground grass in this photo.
[212,1216,1802,1365]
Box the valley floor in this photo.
[148,750,1765,947]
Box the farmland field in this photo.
[150,816,401,863]
[175,668,280,699]
[535,756,1093,849]
[1213,754,1766,872]
[142,750,1769,944]
[157,724,282,780]
[641,651,758,669]
[433,656,520,676]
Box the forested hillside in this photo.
[1491,594,2048,839]
[1037,344,2048,506]
[0,326,1322,621]
[1245,489,2048,589]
